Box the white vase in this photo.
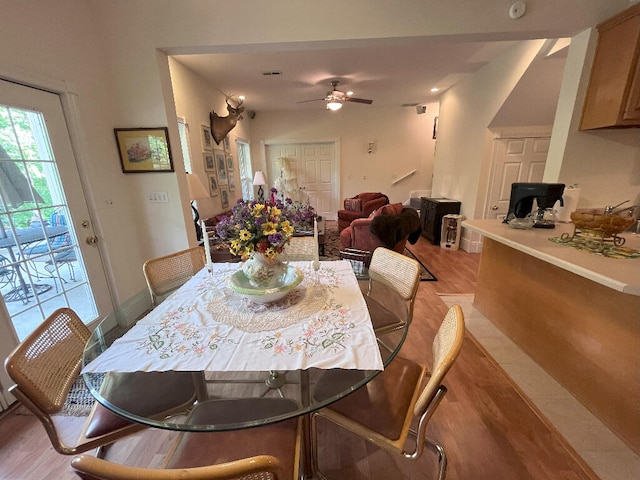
[241,252,286,288]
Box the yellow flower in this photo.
[270,206,281,216]
[239,229,251,241]
[252,204,265,215]
[262,221,277,235]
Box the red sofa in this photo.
[337,192,389,232]
[339,203,408,255]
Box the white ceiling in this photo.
[172,38,524,112]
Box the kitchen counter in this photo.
[463,219,640,295]
[462,218,640,453]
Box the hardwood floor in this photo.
[0,235,599,479]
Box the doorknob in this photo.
[491,205,499,210]
[86,236,98,245]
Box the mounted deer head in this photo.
[209,95,245,145]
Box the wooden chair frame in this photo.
[71,454,286,480]
[311,305,465,480]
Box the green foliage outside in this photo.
[1,106,54,229]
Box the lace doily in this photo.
[205,280,327,333]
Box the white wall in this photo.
[169,58,250,220]
[432,40,546,219]
[249,106,438,204]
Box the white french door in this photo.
[0,80,112,408]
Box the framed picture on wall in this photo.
[220,187,230,209]
[228,173,236,192]
[223,135,231,152]
[201,125,213,151]
[208,173,219,196]
[114,127,174,173]
[203,152,215,171]
[226,154,234,171]
[215,150,227,184]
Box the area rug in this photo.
[14,375,98,417]
[403,247,437,281]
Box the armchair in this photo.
[337,192,389,231]
[339,203,421,262]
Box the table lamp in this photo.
[253,171,267,201]
[186,173,209,241]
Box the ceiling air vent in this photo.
[262,71,282,76]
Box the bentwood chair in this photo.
[71,397,302,480]
[4,308,197,456]
[71,454,286,480]
[311,305,465,480]
[143,246,206,307]
[366,247,421,335]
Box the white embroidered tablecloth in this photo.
[82,260,383,373]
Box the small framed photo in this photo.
[215,150,227,184]
[223,135,231,152]
[201,125,213,151]
[220,187,230,209]
[114,127,174,173]
[208,173,219,196]
[228,173,236,192]
[203,152,215,171]
[226,154,234,171]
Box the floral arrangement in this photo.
[215,198,295,260]
[271,188,316,232]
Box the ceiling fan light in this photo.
[327,99,343,111]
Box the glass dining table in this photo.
[81,260,409,478]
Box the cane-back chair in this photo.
[312,305,465,480]
[72,397,302,480]
[4,307,198,456]
[143,246,206,307]
[366,247,421,334]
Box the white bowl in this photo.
[228,266,304,304]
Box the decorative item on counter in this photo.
[558,208,636,252]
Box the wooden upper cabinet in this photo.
[580,3,640,130]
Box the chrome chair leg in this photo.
[425,438,447,480]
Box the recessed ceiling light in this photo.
[346,91,354,96]
[430,87,440,93]
[238,95,245,100]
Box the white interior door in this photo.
[485,137,549,220]
[0,80,112,407]
[266,142,337,220]
[300,143,336,220]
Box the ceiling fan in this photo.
[299,81,373,110]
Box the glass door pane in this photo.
[0,96,97,340]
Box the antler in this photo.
[225,94,244,110]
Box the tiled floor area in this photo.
[439,294,640,480]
